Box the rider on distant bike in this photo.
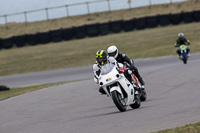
[175,33,190,58]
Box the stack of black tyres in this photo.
[73,25,87,39]
[86,23,100,37]
[50,29,63,42]
[37,32,51,44]
[0,38,2,49]
[170,13,182,25]
[122,19,135,32]
[63,28,75,41]
[158,14,170,26]
[182,11,194,23]
[13,35,27,47]
[110,20,123,33]
[0,10,200,50]
[146,16,158,28]
[135,17,146,30]
[1,37,13,49]
[193,10,200,22]
[27,34,38,46]
[98,22,110,35]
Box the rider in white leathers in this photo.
[93,50,133,94]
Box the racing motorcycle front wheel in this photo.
[111,90,127,112]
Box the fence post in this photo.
[65,5,69,17]
[24,12,28,25]
[4,15,8,28]
[45,8,49,20]
[86,2,90,14]
[107,0,111,12]
[149,0,152,9]
[128,0,132,9]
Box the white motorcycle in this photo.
[98,63,141,112]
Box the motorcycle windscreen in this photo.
[101,63,114,75]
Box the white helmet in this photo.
[107,45,118,58]
[178,33,184,37]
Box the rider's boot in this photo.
[178,53,182,59]
[134,88,140,102]
[99,87,106,95]
[138,77,145,89]
[187,53,190,58]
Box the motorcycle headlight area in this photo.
[100,82,103,86]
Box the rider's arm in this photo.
[185,38,190,45]
[121,53,134,66]
[108,57,123,70]
[175,39,179,47]
[93,63,100,84]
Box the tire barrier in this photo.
[1,37,14,49]
[158,14,170,26]
[110,20,123,33]
[73,25,87,39]
[98,22,110,35]
[123,19,135,32]
[86,23,100,37]
[135,17,146,30]
[170,13,182,25]
[27,34,38,46]
[0,9,199,50]
[0,85,10,91]
[193,10,200,22]
[37,32,51,44]
[50,29,63,42]
[182,11,194,23]
[0,39,2,49]
[62,28,75,41]
[13,35,27,47]
[146,16,158,28]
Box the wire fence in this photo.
[0,0,186,25]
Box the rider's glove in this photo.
[119,67,124,74]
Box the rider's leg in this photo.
[129,65,145,86]
[123,69,134,84]
[176,49,181,59]
[187,48,190,56]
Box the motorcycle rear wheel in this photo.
[111,90,127,112]
[130,94,141,109]
[140,89,147,101]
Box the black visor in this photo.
[108,51,117,57]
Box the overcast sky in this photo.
[0,0,186,15]
[0,0,186,23]
[0,0,101,15]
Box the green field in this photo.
[0,22,200,76]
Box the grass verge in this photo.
[152,122,200,133]
[0,81,69,101]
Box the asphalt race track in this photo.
[0,53,200,133]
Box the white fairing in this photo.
[98,63,135,106]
